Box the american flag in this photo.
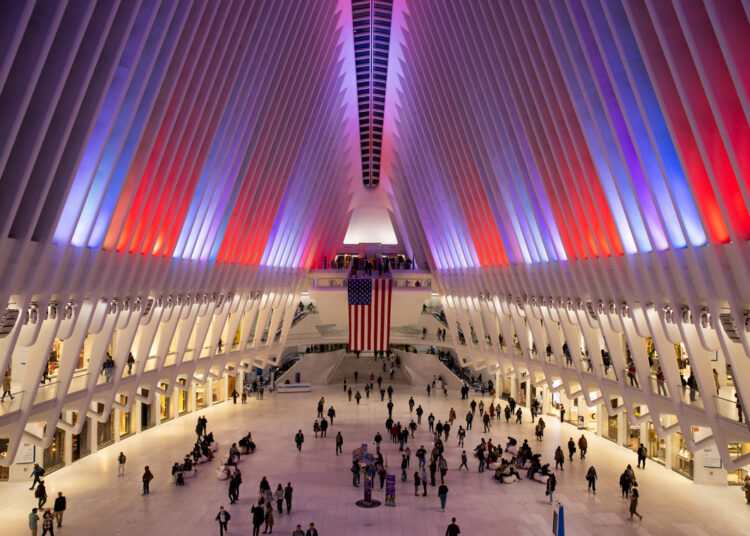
[348,278,392,351]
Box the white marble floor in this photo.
[2,384,749,535]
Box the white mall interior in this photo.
[2,0,750,534]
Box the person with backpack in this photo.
[142,466,153,494]
[215,506,231,536]
[586,466,598,493]
[637,443,647,469]
[35,481,47,508]
[29,463,45,490]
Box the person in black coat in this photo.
[251,503,265,536]
[215,507,231,536]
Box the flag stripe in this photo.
[348,277,392,351]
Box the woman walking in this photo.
[629,484,643,520]
[586,466,597,493]
[262,502,275,533]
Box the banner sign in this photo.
[385,474,396,506]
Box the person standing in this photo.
[274,484,284,513]
[335,431,343,455]
[29,508,39,536]
[284,482,293,513]
[295,430,304,451]
[305,523,319,536]
[438,455,448,484]
[142,466,153,494]
[428,413,435,433]
[445,517,461,536]
[637,443,647,469]
[387,400,394,417]
[409,397,415,413]
[2,369,13,401]
[215,506,231,536]
[293,525,304,536]
[251,503,265,536]
[438,483,449,511]
[421,467,428,496]
[320,418,328,438]
[586,466,598,493]
[351,460,360,486]
[52,492,66,527]
[355,391,362,405]
[117,451,126,476]
[416,405,423,423]
[546,473,557,504]
[327,406,336,425]
[262,502,274,533]
[629,484,643,520]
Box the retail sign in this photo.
[17,441,35,464]
[702,444,722,468]
[385,474,396,506]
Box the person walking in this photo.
[251,503,265,536]
[413,471,421,496]
[327,406,336,425]
[629,484,643,520]
[41,510,54,536]
[586,466,598,493]
[232,389,239,404]
[567,437,576,461]
[459,450,468,470]
[546,473,557,504]
[416,404,423,423]
[142,466,153,494]
[35,481,47,508]
[421,467,428,496]
[305,523,319,536]
[295,430,304,451]
[29,463,44,490]
[293,525,304,536]
[387,400,394,417]
[215,506,231,536]
[742,475,750,504]
[438,483,449,511]
[409,396,415,413]
[117,451,126,476]
[554,446,564,470]
[29,508,39,536]
[320,418,328,438]
[52,492,66,527]
[284,482,293,513]
[355,390,362,405]
[446,517,461,536]
[578,435,587,459]
[335,431,343,455]
[438,455,448,484]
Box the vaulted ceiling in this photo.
[0,0,749,299]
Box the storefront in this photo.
[43,427,65,472]
[120,396,133,439]
[178,379,189,416]
[71,412,90,462]
[673,433,694,480]
[727,443,750,485]
[140,389,154,430]
[212,378,225,404]
[647,421,666,465]
[628,407,642,451]
[96,405,115,449]
[195,384,207,410]
[607,415,618,443]
[160,383,172,422]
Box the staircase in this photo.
[326,353,411,385]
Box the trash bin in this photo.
[295,372,301,384]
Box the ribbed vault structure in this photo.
[1,0,750,476]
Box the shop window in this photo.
[43,428,65,472]
[71,413,90,461]
[178,379,189,415]
[727,443,750,485]
[141,389,154,430]
[120,396,133,439]
[607,415,618,442]
[160,383,172,422]
[96,404,115,448]
[646,422,666,465]
[212,378,225,403]
[673,433,694,480]
[195,385,207,410]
